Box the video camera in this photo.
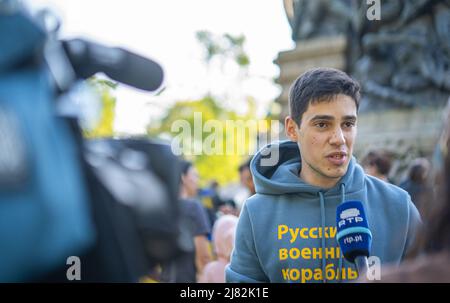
[0,0,190,282]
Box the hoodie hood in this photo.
[250,140,365,197]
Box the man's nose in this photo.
[329,127,346,146]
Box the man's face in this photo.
[182,166,199,197]
[240,167,255,195]
[285,94,357,188]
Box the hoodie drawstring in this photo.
[338,183,346,282]
[319,184,346,283]
[318,191,326,283]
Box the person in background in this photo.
[361,150,393,183]
[199,180,222,231]
[199,215,238,283]
[161,161,212,282]
[238,158,256,196]
[399,158,431,212]
[217,199,238,217]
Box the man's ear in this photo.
[285,116,300,141]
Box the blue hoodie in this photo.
[226,141,421,283]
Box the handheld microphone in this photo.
[62,38,164,92]
[336,201,372,277]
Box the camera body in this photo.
[0,2,187,282]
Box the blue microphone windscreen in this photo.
[336,201,372,263]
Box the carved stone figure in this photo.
[285,0,450,112]
[285,0,354,40]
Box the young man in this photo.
[226,68,421,283]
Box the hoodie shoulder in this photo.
[364,174,411,203]
[243,193,281,214]
[364,175,422,260]
[245,193,266,207]
[363,175,414,226]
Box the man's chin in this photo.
[323,166,348,179]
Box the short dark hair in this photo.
[362,150,392,176]
[288,68,361,125]
[180,160,193,176]
[409,158,430,183]
[238,158,252,173]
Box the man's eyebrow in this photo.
[309,115,357,123]
[310,115,335,122]
[343,115,357,121]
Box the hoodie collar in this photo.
[250,140,365,197]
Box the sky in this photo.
[27,0,294,134]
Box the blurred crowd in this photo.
[361,150,431,214]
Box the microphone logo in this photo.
[338,208,364,228]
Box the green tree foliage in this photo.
[196,30,250,69]
[83,78,117,138]
[147,96,260,186]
